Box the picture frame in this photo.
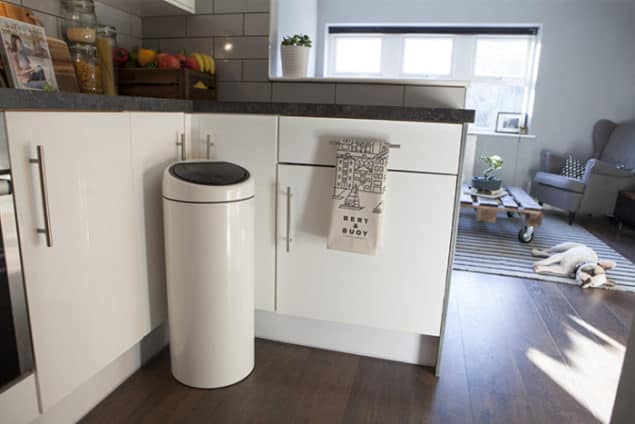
[0,16,57,91]
[495,112,527,134]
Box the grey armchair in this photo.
[533,119,635,224]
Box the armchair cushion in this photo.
[535,171,586,193]
[583,158,635,179]
[600,123,635,169]
[540,150,566,174]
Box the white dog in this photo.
[531,242,617,288]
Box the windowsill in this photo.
[468,130,537,139]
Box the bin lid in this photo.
[163,161,254,203]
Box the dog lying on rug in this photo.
[531,242,617,288]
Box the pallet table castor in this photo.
[460,185,543,243]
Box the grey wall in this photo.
[313,0,635,189]
[5,0,142,50]
[270,0,318,77]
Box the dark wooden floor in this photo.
[82,219,635,424]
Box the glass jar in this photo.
[96,25,117,95]
[71,43,103,94]
[61,0,97,44]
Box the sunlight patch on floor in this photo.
[526,315,625,424]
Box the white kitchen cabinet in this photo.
[193,114,278,311]
[276,164,457,336]
[129,112,185,331]
[5,112,152,411]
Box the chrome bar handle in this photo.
[206,133,215,159]
[176,133,185,160]
[29,145,53,247]
[286,186,292,252]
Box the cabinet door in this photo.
[130,112,185,330]
[5,112,146,410]
[277,164,456,336]
[195,114,277,311]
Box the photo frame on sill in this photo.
[495,112,527,134]
[0,16,57,91]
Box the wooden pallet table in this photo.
[460,184,543,242]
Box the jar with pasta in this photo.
[71,44,103,94]
[61,0,97,44]
[96,25,117,95]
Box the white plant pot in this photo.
[281,45,310,78]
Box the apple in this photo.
[158,54,180,69]
[184,56,200,71]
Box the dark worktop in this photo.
[0,88,475,124]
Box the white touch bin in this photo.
[162,161,255,388]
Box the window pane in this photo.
[334,37,382,74]
[402,37,453,75]
[474,38,529,78]
[466,82,526,130]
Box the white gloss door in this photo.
[194,114,278,311]
[277,164,456,336]
[5,112,146,411]
[130,112,185,330]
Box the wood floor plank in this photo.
[454,272,536,424]
[342,357,435,424]
[431,279,473,424]
[286,349,359,424]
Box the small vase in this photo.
[471,176,502,192]
[281,45,310,78]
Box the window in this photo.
[402,37,454,76]
[333,36,382,74]
[325,26,541,133]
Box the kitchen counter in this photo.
[0,89,474,124]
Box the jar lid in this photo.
[96,24,117,37]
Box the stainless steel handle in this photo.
[176,133,185,160]
[29,145,53,247]
[206,133,215,160]
[286,186,292,252]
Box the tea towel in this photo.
[327,138,390,255]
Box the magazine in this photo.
[0,16,57,91]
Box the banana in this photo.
[192,53,205,72]
[202,54,211,74]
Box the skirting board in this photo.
[255,310,440,367]
[33,323,169,424]
[0,374,39,424]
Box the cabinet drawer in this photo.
[279,116,462,174]
[276,164,456,336]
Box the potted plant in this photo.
[280,34,312,78]
[472,155,504,192]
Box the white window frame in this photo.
[324,26,541,133]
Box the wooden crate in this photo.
[118,68,216,100]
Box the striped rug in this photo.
[454,210,635,291]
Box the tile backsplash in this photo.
[142,2,466,107]
[6,0,142,50]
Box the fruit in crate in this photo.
[190,53,215,75]
[184,56,200,71]
[113,47,129,66]
[175,52,187,64]
[137,48,157,67]
[157,53,180,69]
[193,81,208,89]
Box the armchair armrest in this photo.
[583,158,635,180]
[540,150,566,174]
